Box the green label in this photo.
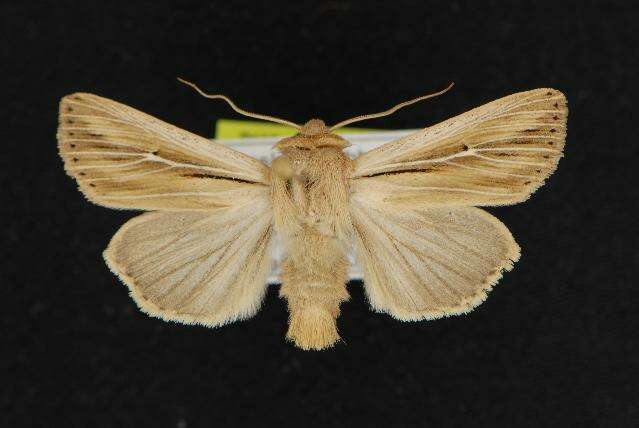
[215,119,377,139]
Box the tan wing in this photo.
[351,88,567,207]
[57,93,269,210]
[351,197,520,321]
[104,197,274,327]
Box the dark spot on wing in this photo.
[367,166,439,178]
[181,173,254,184]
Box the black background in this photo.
[2,1,637,426]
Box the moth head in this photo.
[275,119,349,150]
[300,119,328,136]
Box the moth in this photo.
[57,80,567,350]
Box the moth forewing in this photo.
[57,93,269,211]
[352,88,567,207]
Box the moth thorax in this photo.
[300,119,328,136]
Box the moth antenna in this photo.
[329,82,455,131]
[177,77,301,129]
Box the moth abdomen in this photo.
[279,233,351,350]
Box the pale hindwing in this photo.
[104,198,274,327]
[351,88,568,207]
[351,197,520,320]
[57,93,269,210]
